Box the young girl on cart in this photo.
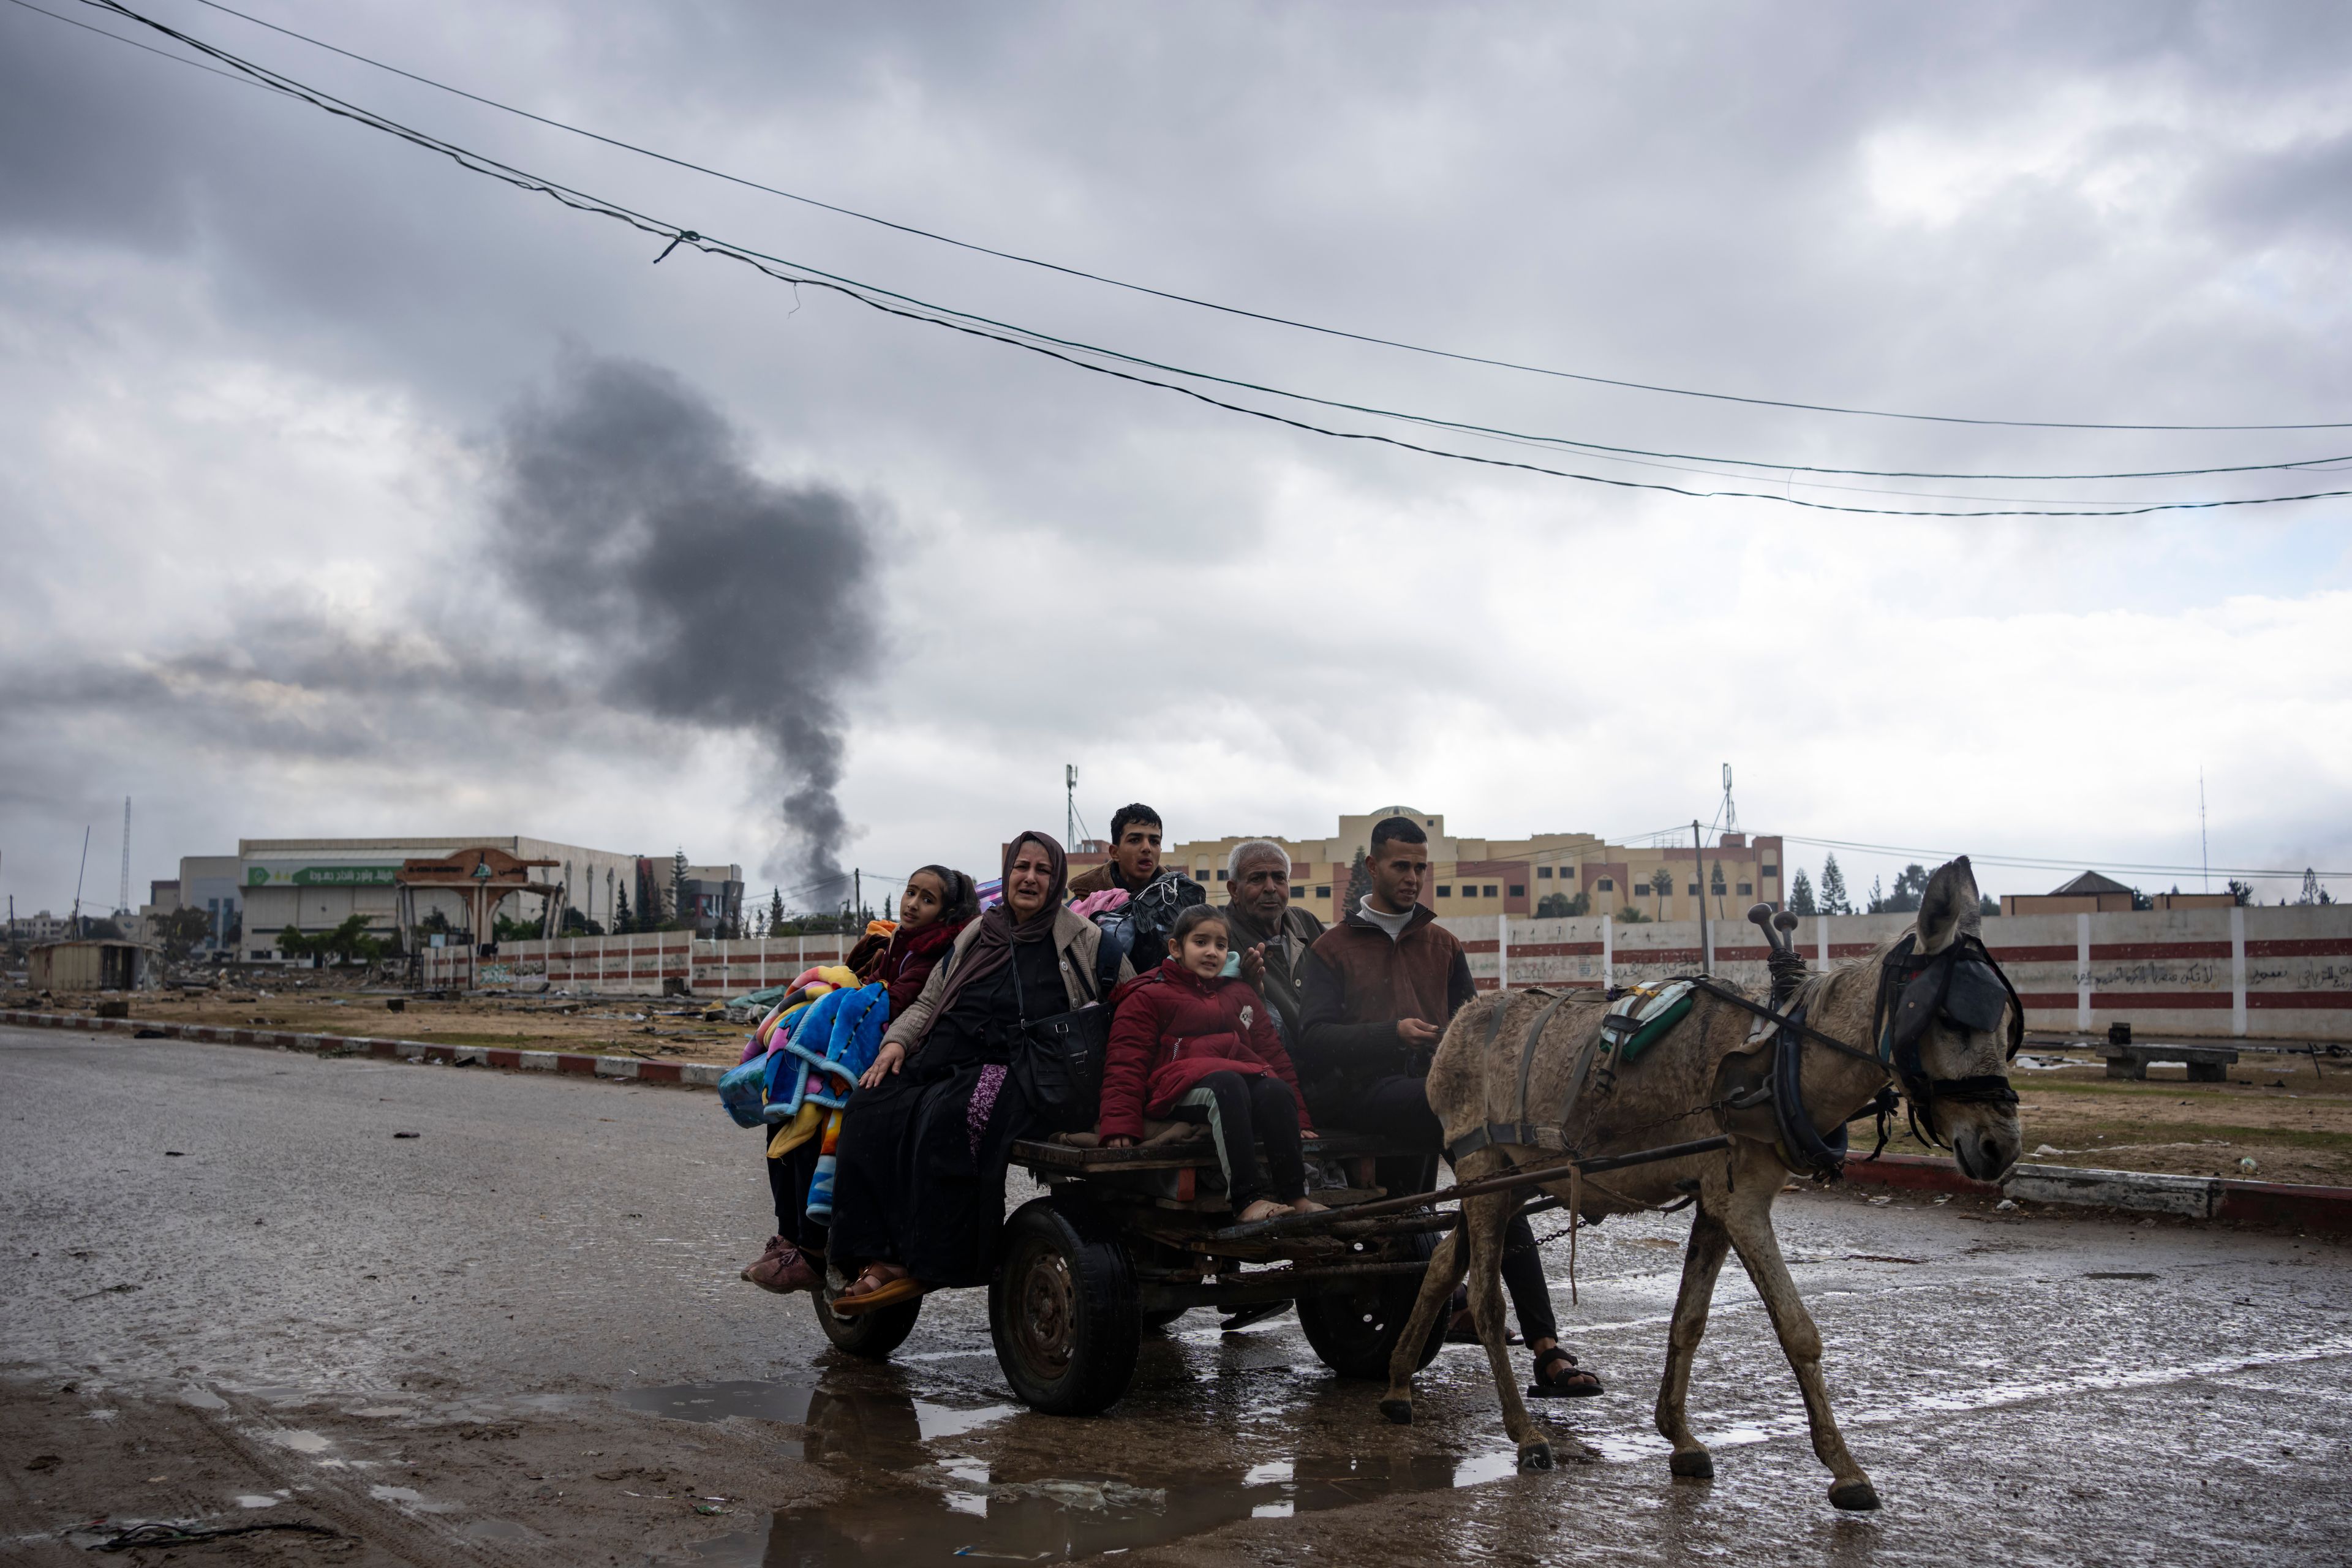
[1097,903,1324,1224]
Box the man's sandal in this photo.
[1526,1346,1603,1398]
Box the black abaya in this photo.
[828,937,1063,1287]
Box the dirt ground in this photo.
[0,1374,835,1566]
[2,981,756,1062]
[1872,1039,2352,1185]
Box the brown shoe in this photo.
[742,1237,821,1294]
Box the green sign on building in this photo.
[246,864,401,888]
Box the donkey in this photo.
[1379,857,2024,1509]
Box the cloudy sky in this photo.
[3,0,2347,918]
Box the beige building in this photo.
[1128,805,1785,925]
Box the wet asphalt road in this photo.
[5,1024,2351,1566]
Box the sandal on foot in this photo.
[1527,1346,1603,1398]
[832,1264,925,1316]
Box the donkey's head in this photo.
[1889,858,2025,1182]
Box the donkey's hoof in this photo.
[1829,1479,1880,1512]
[1517,1440,1554,1471]
[1378,1398,1414,1427]
[1668,1448,1714,1479]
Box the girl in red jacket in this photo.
[1099,905,1324,1224]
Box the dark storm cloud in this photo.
[489,353,878,889]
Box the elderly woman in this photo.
[827,831,1128,1313]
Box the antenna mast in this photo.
[119,796,131,914]
[1719,763,1738,836]
[2199,769,2209,893]
[1066,764,1079,848]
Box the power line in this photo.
[65,7,2339,492]
[1775,832,2342,882]
[167,0,2352,436]
[59,2,2352,519]
[1,0,260,86]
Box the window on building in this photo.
[1316,885,1331,898]
[1291,886,1305,897]
[1689,883,1701,895]
[1436,886,1452,897]
[1483,885,1498,897]
[1509,884,1525,897]
[1761,863,1777,878]
[1736,882,1752,896]
[1597,878,1613,891]
[1537,866,1553,879]
[1215,869,1228,880]
[1194,870,1210,881]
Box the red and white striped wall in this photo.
[1447,904,2352,1042]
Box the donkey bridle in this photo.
[1686,931,2022,1176]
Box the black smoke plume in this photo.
[489,353,878,894]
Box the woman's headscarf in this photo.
[910,832,1067,1041]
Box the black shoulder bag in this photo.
[1008,938,1114,1133]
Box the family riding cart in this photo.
[809,1125,1730,1415]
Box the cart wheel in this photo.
[990,1196,1140,1414]
[813,1280,923,1360]
[1296,1236,1444,1381]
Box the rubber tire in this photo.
[1296,1234,1447,1381]
[812,1284,923,1360]
[990,1195,1142,1415]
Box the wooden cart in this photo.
[809,1131,1450,1415]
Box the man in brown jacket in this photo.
[1295,814,1599,1398]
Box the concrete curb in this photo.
[1841,1150,2352,1234]
[0,1007,729,1089]
[8,1006,2347,1234]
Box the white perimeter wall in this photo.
[1441,904,2352,1042]
[418,906,2352,1042]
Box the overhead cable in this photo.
[1774,833,2342,881]
[60,2,2352,519]
[167,0,2352,435]
[60,6,2331,490]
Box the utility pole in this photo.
[70,826,91,935]
[1692,820,1710,975]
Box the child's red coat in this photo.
[1096,958,1314,1140]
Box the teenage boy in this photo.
[1294,815,1601,1397]
[1067,802,1200,971]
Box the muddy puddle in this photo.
[624,1378,1520,1566]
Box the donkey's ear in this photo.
[1917,856,1981,954]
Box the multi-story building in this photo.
[1142,805,1784,925]
[5,909,75,944]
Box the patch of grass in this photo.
[2023,1077,2348,1102]
[2031,1120,2352,1154]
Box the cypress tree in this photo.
[1819,855,1850,917]
[1789,868,1817,916]
[1343,848,1371,914]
